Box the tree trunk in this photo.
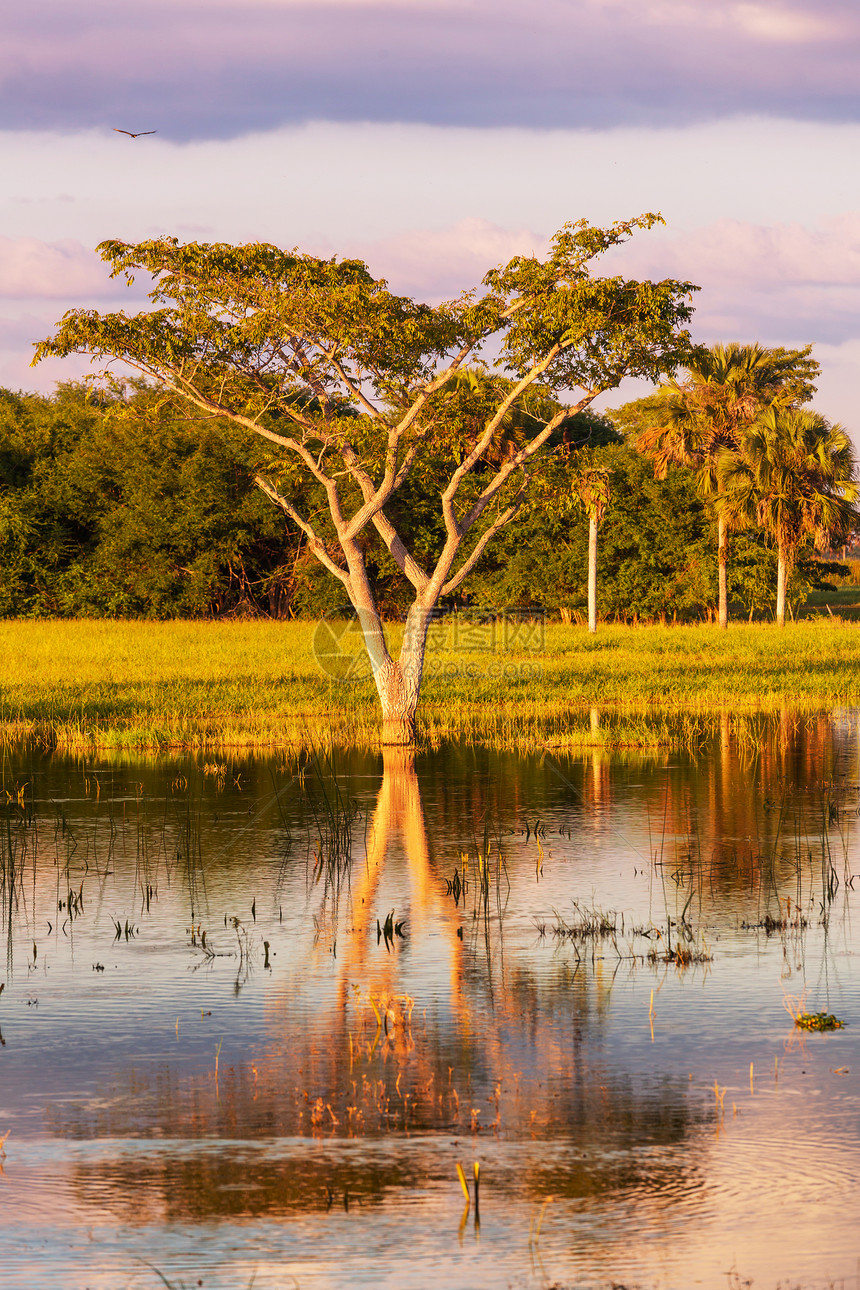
[366,601,434,745]
[776,546,787,628]
[377,661,418,745]
[345,531,436,743]
[718,510,728,631]
[588,514,598,634]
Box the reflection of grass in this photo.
[536,903,619,941]
[3,619,860,751]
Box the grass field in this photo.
[1,617,859,752]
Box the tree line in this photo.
[1,361,849,626]
[631,342,856,629]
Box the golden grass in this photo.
[1,617,859,752]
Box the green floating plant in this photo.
[794,1011,845,1032]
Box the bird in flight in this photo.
[113,128,157,138]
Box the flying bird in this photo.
[113,129,157,138]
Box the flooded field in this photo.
[2,712,859,1289]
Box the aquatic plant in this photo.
[536,902,619,940]
[794,1011,845,1031]
[783,990,846,1031]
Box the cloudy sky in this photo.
[4,0,860,424]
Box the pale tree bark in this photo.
[152,310,600,744]
[368,603,435,746]
[776,546,787,628]
[336,748,463,1005]
[341,539,436,744]
[329,383,586,742]
[576,469,610,637]
[588,514,598,634]
[718,510,729,631]
[34,219,700,747]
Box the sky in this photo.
[3,0,860,426]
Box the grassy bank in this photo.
[1,618,859,752]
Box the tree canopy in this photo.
[718,407,858,626]
[34,215,697,740]
[635,343,822,629]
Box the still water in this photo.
[1,714,860,1289]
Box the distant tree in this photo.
[469,442,719,623]
[718,407,858,627]
[34,217,696,742]
[573,464,612,633]
[635,343,819,629]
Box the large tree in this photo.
[717,407,858,627]
[34,215,696,742]
[635,343,818,629]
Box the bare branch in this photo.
[255,476,351,587]
[442,501,525,596]
[459,393,595,534]
[440,346,563,539]
[132,369,354,531]
[324,349,386,422]
[370,510,431,591]
[391,342,476,442]
[335,342,478,541]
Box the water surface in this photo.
[1,714,859,1289]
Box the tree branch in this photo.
[128,367,353,531]
[439,346,563,540]
[254,475,352,587]
[442,501,525,596]
[324,349,385,422]
[370,511,431,591]
[459,393,595,535]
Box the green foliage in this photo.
[633,343,821,494]
[33,219,697,638]
[718,406,859,565]
[469,440,773,622]
[0,383,299,618]
[0,382,627,621]
[1,384,845,626]
[794,1011,845,1031]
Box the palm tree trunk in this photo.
[718,511,728,631]
[588,514,598,634]
[776,546,787,628]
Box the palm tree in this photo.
[717,407,858,627]
[636,343,818,629]
[573,465,612,633]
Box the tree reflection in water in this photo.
[46,746,707,1228]
[5,713,858,1287]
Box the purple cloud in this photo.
[602,214,860,346]
[3,0,860,140]
[0,237,127,300]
